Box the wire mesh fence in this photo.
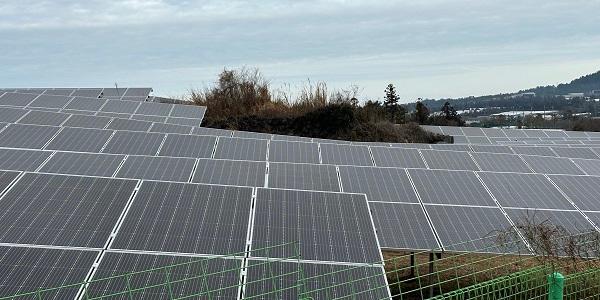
[1,229,600,299]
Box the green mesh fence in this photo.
[2,230,600,299]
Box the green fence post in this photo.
[547,272,564,300]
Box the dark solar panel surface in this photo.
[112,181,252,255]
[252,188,381,263]
[0,173,137,247]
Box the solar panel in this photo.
[0,92,38,106]
[550,147,599,159]
[390,143,432,149]
[96,112,130,119]
[268,162,339,192]
[421,125,444,135]
[245,260,389,299]
[44,88,74,96]
[149,123,192,134]
[439,126,464,135]
[522,129,548,138]
[116,155,195,182]
[135,101,172,116]
[0,170,20,193]
[232,131,272,140]
[0,173,137,247]
[170,105,206,119]
[552,140,583,145]
[62,114,112,129]
[370,147,427,168]
[214,137,268,161]
[271,134,313,142]
[502,129,528,138]
[0,107,29,123]
[64,97,106,111]
[0,124,60,149]
[370,202,439,250]
[466,136,492,144]
[123,87,152,97]
[520,155,585,175]
[45,127,113,152]
[191,158,266,187]
[478,172,572,210]
[319,143,373,166]
[0,148,51,171]
[27,94,72,109]
[564,131,589,138]
[481,128,507,138]
[470,152,532,173]
[420,149,480,171]
[40,152,125,177]
[570,158,600,176]
[87,252,241,299]
[100,100,141,114]
[312,138,351,145]
[338,166,419,203]
[192,127,233,137]
[543,130,568,138]
[106,118,153,132]
[511,146,557,157]
[101,88,127,98]
[268,140,320,164]
[252,188,381,263]
[506,208,596,235]
[131,114,167,123]
[408,169,496,206]
[165,117,201,127]
[112,181,252,255]
[102,131,165,156]
[158,134,216,158]
[62,109,97,116]
[0,246,97,299]
[429,144,472,152]
[121,96,147,101]
[424,205,518,252]
[451,135,469,143]
[71,89,102,98]
[470,145,514,154]
[548,175,600,211]
[17,110,69,126]
[461,127,485,136]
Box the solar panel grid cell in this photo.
[112,181,252,255]
[40,152,125,177]
[267,162,339,192]
[0,173,137,248]
[252,188,382,263]
[338,166,419,203]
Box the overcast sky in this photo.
[1,0,599,102]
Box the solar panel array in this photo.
[0,91,206,127]
[1,92,600,298]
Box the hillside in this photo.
[407,70,600,112]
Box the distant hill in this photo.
[408,70,600,112]
[519,71,600,96]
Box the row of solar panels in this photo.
[0,171,387,298]
[1,147,599,254]
[5,107,600,161]
[454,135,600,146]
[0,92,206,125]
[423,125,598,138]
[2,123,600,176]
[0,87,152,100]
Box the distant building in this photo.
[587,90,600,97]
[510,92,536,98]
[563,92,585,99]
